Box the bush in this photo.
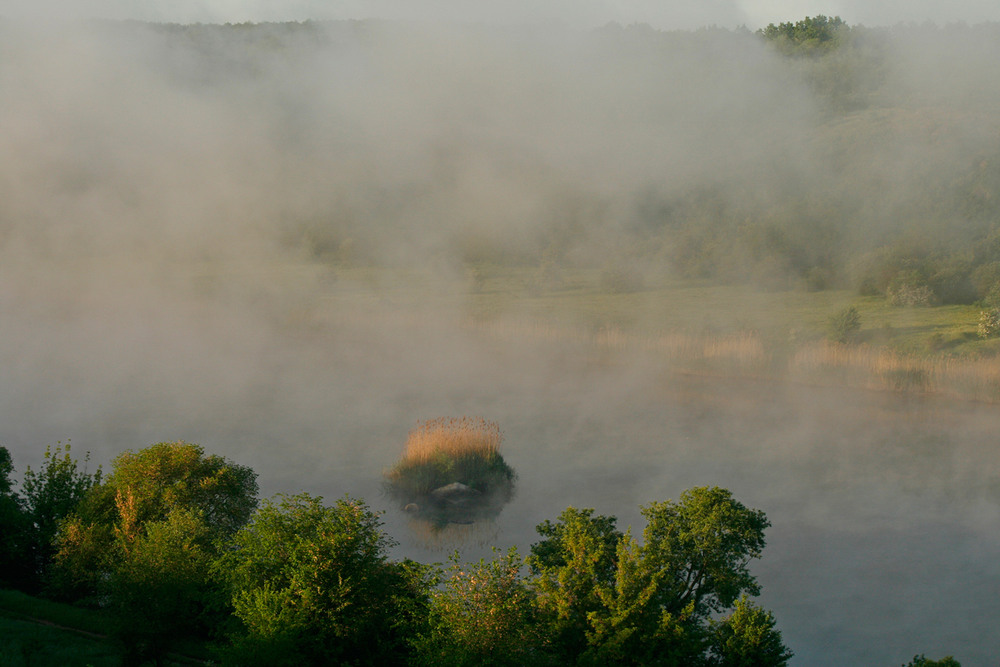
[978,309,1000,338]
[887,271,935,306]
[828,306,861,343]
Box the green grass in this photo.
[0,589,212,666]
[322,264,986,357]
[0,614,119,667]
[0,589,112,637]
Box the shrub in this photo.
[978,309,1000,338]
[887,270,935,306]
[828,306,861,343]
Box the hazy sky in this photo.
[2,0,999,30]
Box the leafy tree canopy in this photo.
[216,493,428,666]
[49,441,257,602]
[526,487,778,666]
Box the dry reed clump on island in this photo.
[384,417,516,509]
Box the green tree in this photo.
[828,305,861,343]
[0,446,33,589]
[526,488,778,666]
[527,508,622,661]
[417,548,548,667]
[50,441,258,600]
[48,441,258,662]
[110,507,215,665]
[20,442,101,587]
[215,493,427,666]
[637,487,770,618]
[708,596,793,667]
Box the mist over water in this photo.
[2,18,1000,665]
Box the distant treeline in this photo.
[0,441,796,665]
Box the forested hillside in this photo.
[3,18,999,304]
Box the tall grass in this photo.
[471,316,1000,402]
[399,417,503,466]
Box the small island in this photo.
[384,417,516,526]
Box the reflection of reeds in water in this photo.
[400,417,502,466]
[406,516,502,551]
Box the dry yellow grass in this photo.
[471,316,1000,402]
[400,417,503,466]
[789,341,1000,400]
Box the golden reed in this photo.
[400,417,503,465]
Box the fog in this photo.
[5,0,1000,29]
[2,16,1000,666]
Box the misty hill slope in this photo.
[2,19,999,292]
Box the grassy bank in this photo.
[0,590,210,667]
[313,266,999,401]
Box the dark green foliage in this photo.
[47,442,258,663]
[416,548,549,667]
[708,596,793,666]
[19,443,101,590]
[215,493,427,666]
[0,447,33,590]
[903,656,961,667]
[526,488,780,666]
[110,507,217,665]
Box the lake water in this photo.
[3,299,997,666]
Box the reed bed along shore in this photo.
[468,316,1000,402]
